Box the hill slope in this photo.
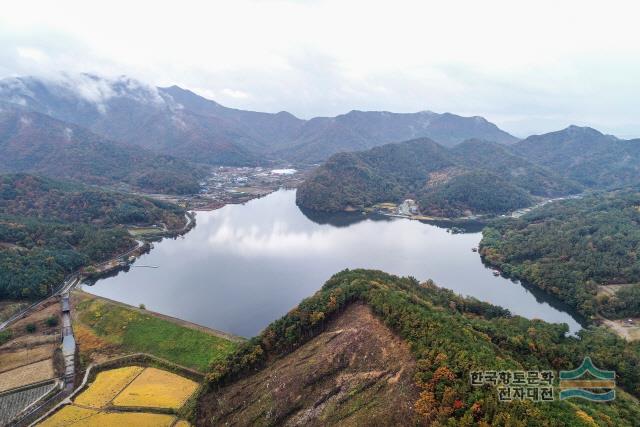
[198,269,640,426]
[0,105,205,194]
[296,138,579,215]
[514,126,640,188]
[200,303,419,425]
[0,174,186,300]
[480,188,640,319]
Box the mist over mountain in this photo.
[0,74,261,165]
[0,74,518,165]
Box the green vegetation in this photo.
[75,296,239,372]
[480,188,640,319]
[0,107,207,194]
[418,171,533,217]
[515,126,640,189]
[0,330,12,346]
[0,174,186,300]
[25,323,36,333]
[297,138,579,216]
[204,269,640,426]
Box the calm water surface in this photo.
[86,190,583,337]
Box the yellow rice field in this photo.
[38,405,176,427]
[39,365,198,426]
[74,366,144,408]
[38,405,98,427]
[112,367,198,410]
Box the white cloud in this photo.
[16,47,47,62]
[221,88,250,99]
[1,0,640,137]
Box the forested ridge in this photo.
[514,126,640,189]
[480,188,640,319]
[200,269,640,426]
[296,138,580,216]
[0,106,207,194]
[0,174,186,300]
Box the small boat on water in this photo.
[492,270,500,276]
[471,247,478,252]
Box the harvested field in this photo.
[0,381,57,425]
[0,344,54,373]
[0,334,58,351]
[0,359,54,392]
[74,366,144,408]
[112,367,198,410]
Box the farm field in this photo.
[40,365,196,426]
[112,367,198,410]
[39,405,178,427]
[0,359,55,392]
[6,300,60,339]
[73,366,144,408]
[0,381,57,426]
[0,344,54,373]
[72,291,239,371]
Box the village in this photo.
[141,166,306,211]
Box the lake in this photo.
[85,189,584,337]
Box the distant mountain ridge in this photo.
[514,125,640,188]
[0,74,518,165]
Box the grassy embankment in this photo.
[72,292,241,372]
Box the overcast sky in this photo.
[1,0,639,138]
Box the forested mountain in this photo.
[0,75,260,165]
[198,269,640,426]
[480,188,640,320]
[452,139,583,197]
[0,74,517,164]
[296,138,579,216]
[0,105,205,194]
[514,126,640,188]
[0,174,186,300]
